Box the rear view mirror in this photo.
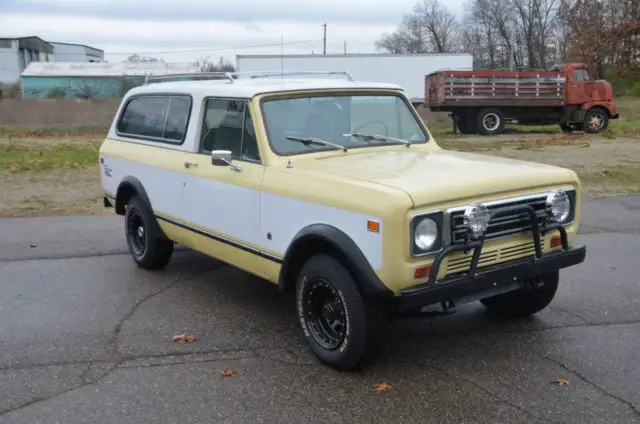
[211,150,232,166]
[211,150,242,172]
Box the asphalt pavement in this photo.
[1,197,640,424]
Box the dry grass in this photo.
[0,98,119,126]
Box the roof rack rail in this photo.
[239,70,354,81]
[144,72,235,84]
[143,70,354,84]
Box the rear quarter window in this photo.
[116,94,192,144]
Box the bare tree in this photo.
[375,0,460,53]
[413,0,460,52]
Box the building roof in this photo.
[22,61,202,77]
[48,41,104,53]
[128,77,404,99]
[0,36,54,53]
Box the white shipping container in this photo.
[235,53,473,104]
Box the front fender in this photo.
[279,223,393,300]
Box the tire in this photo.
[124,195,174,270]
[457,114,478,134]
[295,254,389,371]
[480,271,559,319]
[477,108,505,135]
[583,108,609,134]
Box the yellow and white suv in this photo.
[100,71,586,370]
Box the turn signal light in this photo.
[550,236,562,248]
[414,266,431,279]
[367,219,380,233]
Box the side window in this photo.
[573,69,591,81]
[116,95,191,143]
[200,99,260,162]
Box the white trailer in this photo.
[235,53,473,105]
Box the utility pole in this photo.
[322,23,327,55]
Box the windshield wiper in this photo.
[286,136,347,152]
[344,133,412,147]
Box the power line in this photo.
[106,39,321,56]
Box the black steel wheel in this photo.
[301,277,348,350]
[126,206,147,257]
[295,254,389,371]
[124,195,174,270]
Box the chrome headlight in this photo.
[546,190,571,223]
[411,212,443,256]
[463,203,491,239]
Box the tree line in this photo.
[375,0,639,78]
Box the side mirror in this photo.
[211,150,232,166]
[211,150,242,172]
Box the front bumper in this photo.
[399,203,587,311]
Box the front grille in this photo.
[449,194,548,244]
[445,236,544,276]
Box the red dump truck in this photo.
[425,62,619,135]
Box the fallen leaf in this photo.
[172,333,196,344]
[550,378,569,386]
[220,368,237,376]
[374,383,391,392]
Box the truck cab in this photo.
[552,62,619,132]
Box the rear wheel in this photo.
[295,254,389,371]
[124,195,174,270]
[477,108,505,135]
[480,271,559,319]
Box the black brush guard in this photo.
[399,203,587,311]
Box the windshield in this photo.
[261,93,429,155]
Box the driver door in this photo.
[180,98,267,272]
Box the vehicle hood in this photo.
[295,148,578,207]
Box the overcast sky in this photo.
[1,0,464,64]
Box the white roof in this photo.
[127,77,404,99]
[22,61,201,76]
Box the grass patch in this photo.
[0,138,100,173]
[576,165,640,196]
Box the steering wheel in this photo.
[353,120,389,136]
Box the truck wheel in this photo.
[480,271,559,319]
[295,254,388,371]
[583,108,608,134]
[477,108,505,135]
[124,195,174,270]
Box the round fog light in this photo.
[546,190,571,222]
[463,203,491,239]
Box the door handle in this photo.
[184,161,198,169]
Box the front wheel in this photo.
[480,271,559,319]
[295,254,389,371]
[583,108,609,134]
[124,195,174,270]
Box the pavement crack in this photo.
[0,361,119,417]
[430,364,566,424]
[543,355,640,417]
[548,305,593,324]
[106,264,222,359]
[0,265,221,418]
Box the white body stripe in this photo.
[101,156,383,269]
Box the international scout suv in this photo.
[100,71,587,371]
